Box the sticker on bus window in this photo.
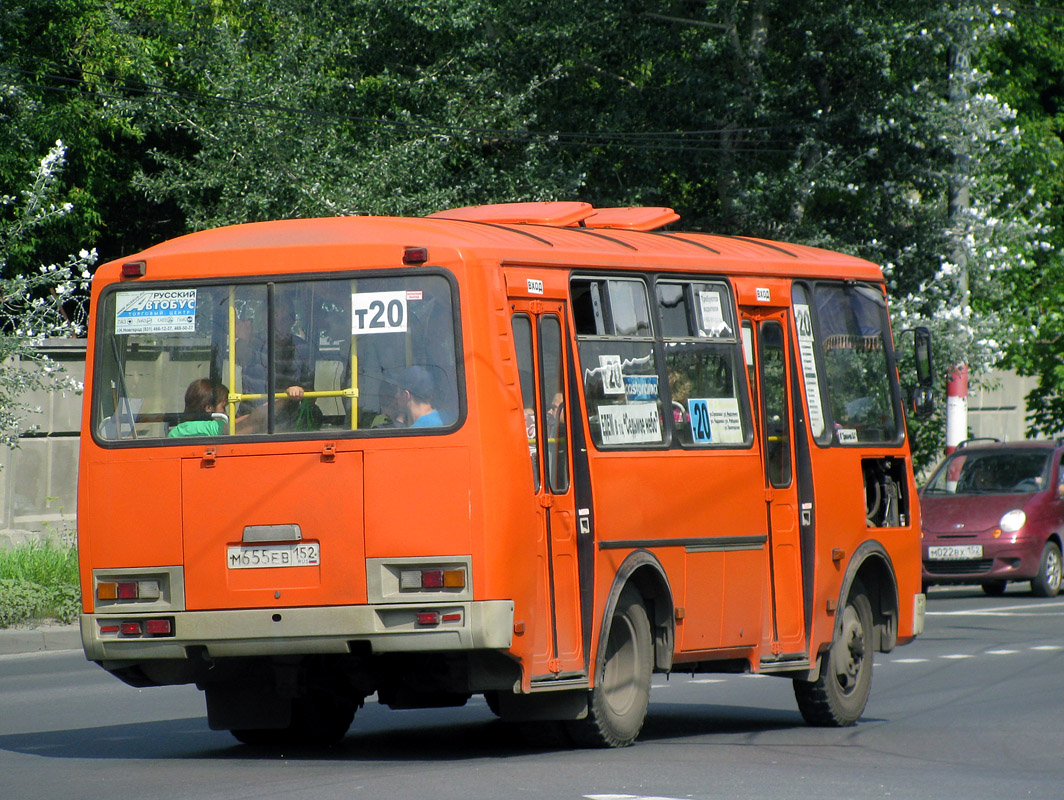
[688,398,744,444]
[698,290,730,337]
[114,289,197,334]
[837,428,859,444]
[598,402,661,445]
[599,355,624,395]
[351,291,408,335]
[623,375,659,402]
[793,303,826,437]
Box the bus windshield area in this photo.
[794,282,901,445]
[92,273,460,441]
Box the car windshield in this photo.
[924,450,1050,495]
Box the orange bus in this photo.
[78,201,931,747]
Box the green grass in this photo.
[0,541,81,627]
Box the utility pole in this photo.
[945,16,971,454]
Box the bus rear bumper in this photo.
[80,600,514,662]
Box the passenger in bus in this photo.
[545,392,564,438]
[235,296,313,426]
[168,379,232,437]
[396,365,443,428]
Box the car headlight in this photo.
[1000,509,1026,533]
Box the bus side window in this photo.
[656,280,748,447]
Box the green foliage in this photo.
[0,141,93,447]
[0,542,81,626]
[2,0,1062,451]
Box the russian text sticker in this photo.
[688,397,744,444]
[623,375,659,402]
[598,402,661,445]
[793,303,825,437]
[114,289,197,334]
[698,290,729,337]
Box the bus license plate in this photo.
[928,545,983,560]
[227,543,320,569]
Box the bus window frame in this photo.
[651,274,755,451]
[89,266,467,448]
[793,279,905,449]
[570,273,667,452]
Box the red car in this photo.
[921,439,1064,597]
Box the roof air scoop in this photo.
[428,202,680,231]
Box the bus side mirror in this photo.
[910,326,934,418]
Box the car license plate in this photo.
[928,544,983,560]
[227,543,320,569]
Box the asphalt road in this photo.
[1,586,1062,800]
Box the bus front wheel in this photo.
[793,588,874,727]
[567,587,652,748]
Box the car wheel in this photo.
[793,587,874,727]
[1031,541,1062,598]
[981,580,1007,596]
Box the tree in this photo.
[0,141,94,448]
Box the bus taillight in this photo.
[97,579,162,602]
[400,568,466,591]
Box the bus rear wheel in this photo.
[567,587,652,748]
[793,589,873,727]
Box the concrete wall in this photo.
[0,340,84,548]
[967,369,1039,443]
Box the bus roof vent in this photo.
[581,206,680,231]
[428,201,594,227]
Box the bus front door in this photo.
[510,301,584,681]
[742,309,808,662]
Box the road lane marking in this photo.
[986,649,1019,655]
[927,600,1064,617]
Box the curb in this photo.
[0,624,80,657]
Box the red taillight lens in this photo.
[120,622,142,635]
[116,582,138,600]
[121,261,146,278]
[421,570,444,588]
[145,619,172,635]
[416,611,440,625]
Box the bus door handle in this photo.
[538,494,554,508]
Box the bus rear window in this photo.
[92,273,460,442]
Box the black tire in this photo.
[1031,541,1062,598]
[232,692,355,747]
[566,587,653,748]
[794,589,874,727]
[981,580,1008,596]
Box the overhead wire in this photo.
[1,62,809,155]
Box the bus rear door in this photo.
[510,297,584,682]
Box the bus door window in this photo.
[741,319,759,432]
[540,316,570,493]
[759,320,792,488]
[511,314,541,490]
